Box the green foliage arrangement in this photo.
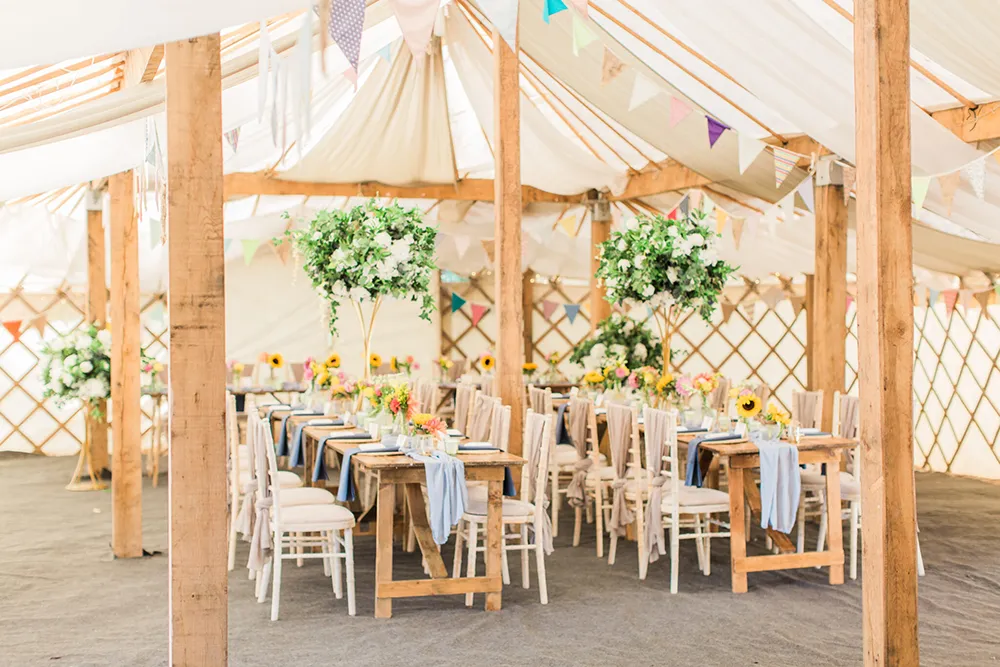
[570,313,662,371]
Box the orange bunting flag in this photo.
[601,47,626,85]
[942,290,959,316]
[3,320,22,342]
[31,315,48,335]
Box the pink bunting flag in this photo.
[846,294,855,312]
[542,300,559,321]
[668,96,692,127]
[470,303,489,327]
[942,290,959,316]
[388,0,439,57]
[2,320,22,342]
[706,117,729,148]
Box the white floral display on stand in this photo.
[596,210,737,368]
[283,198,437,379]
[40,324,112,418]
[570,312,662,371]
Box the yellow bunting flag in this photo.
[714,207,728,234]
[558,214,579,237]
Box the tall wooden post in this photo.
[166,34,228,666]
[85,190,109,474]
[812,158,848,432]
[522,270,534,363]
[493,28,524,458]
[804,274,816,391]
[109,171,142,557]
[854,0,920,664]
[589,194,612,331]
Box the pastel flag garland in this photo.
[329,0,366,74]
[389,0,440,57]
[451,292,467,313]
[542,300,559,320]
[846,294,855,312]
[628,72,660,111]
[601,48,626,85]
[976,290,992,314]
[566,0,588,15]
[714,207,728,234]
[376,43,393,63]
[960,289,975,311]
[224,127,240,153]
[543,0,567,23]
[241,239,261,265]
[760,286,784,310]
[731,216,745,250]
[224,238,234,254]
[558,214,578,237]
[796,175,815,212]
[720,302,736,323]
[738,134,767,174]
[911,176,931,210]
[453,234,472,259]
[790,295,806,316]
[564,303,581,324]
[938,172,961,214]
[2,320,22,341]
[961,156,986,200]
[928,289,940,307]
[706,117,729,148]
[470,303,489,327]
[943,290,958,316]
[481,239,496,263]
[571,13,596,56]
[668,96,692,127]
[772,147,797,188]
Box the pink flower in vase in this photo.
[389,397,400,414]
[676,375,694,398]
[413,362,420,370]
[627,372,639,389]
[614,366,629,380]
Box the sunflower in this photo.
[325,353,341,369]
[267,353,284,369]
[736,393,762,419]
[583,370,604,385]
[481,354,496,370]
[390,356,399,372]
[412,413,432,427]
[316,370,330,387]
[369,353,382,368]
[522,362,538,372]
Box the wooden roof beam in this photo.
[609,158,712,200]
[223,172,582,203]
[931,101,1000,143]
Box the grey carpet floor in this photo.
[1,454,998,666]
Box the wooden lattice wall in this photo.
[0,289,168,456]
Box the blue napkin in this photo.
[288,420,344,467]
[458,444,516,496]
[276,411,322,456]
[554,403,572,445]
[757,438,800,533]
[313,432,381,485]
[405,450,468,544]
[685,432,741,487]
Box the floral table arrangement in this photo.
[141,351,164,391]
[40,325,112,418]
[522,361,539,382]
[226,359,245,386]
[436,356,454,380]
[370,381,414,434]
[477,352,495,373]
[596,211,736,369]
[760,402,791,438]
[390,355,418,376]
[265,352,285,388]
[570,312,661,372]
[541,351,563,382]
[283,198,437,380]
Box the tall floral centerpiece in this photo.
[596,210,737,369]
[283,199,437,380]
[570,313,661,371]
[40,325,112,418]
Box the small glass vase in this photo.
[762,422,783,440]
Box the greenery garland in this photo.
[283,199,437,335]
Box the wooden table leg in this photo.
[485,478,503,611]
[403,483,448,578]
[375,480,396,618]
[825,453,845,585]
[728,461,748,593]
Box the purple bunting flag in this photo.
[706,117,729,148]
[330,0,366,74]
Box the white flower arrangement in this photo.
[40,324,111,418]
[282,199,437,335]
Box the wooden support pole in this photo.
[166,34,228,666]
[854,0,920,664]
[109,171,142,558]
[812,159,848,433]
[85,190,109,473]
[804,274,816,391]
[590,194,612,332]
[493,27,524,457]
[522,270,534,363]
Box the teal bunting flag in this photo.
[451,292,467,313]
[543,0,568,23]
[224,238,234,253]
[564,303,581,324]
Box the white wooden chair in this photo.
[528,387,569,536]
[570,397,619,558]
[417,380,440,417]
[453,410,554,605]
[651,408,731,593]
[252,414,357,619]
[467,393,498,442]
[453,382,477,435]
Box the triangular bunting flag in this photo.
[938,172,961,214]
[542,300,559,320]
[846,294,855,312]
[2,320,22,342]
[224,238,234,254]
[329,0,366,74]
[224,128,240,153]
[720,302,736,323]
[677,194,690,218]
[388,0,439,57]
[796,175,815,212]
[668,96,692,127]
[628,73,660,111]
[911,176,931,211]
[760,286,784,310]
[470,303,489,327]
[706,117,729,148]
[842,167,856,205]
[451,292,467,313]
[790,295,806,316]
[666,208,677,221]
[241,239,261,265]
[564,303,581,324]
[943,290,958,316]
[601,48,626,85]
[914,285,928,307]
[714,207,728,234]
[961,156,986,200]
[701,194,715,217]
[975,290,992,314]
[453,235,472,259]
[479,0,518,45]
[571,13,596,56]
[960,289,976,311]
[558,214,578,237]
[481,239,495,264]
[376,43,393,63]
[928,289,940,307]
[731,217,744,250]
[543,0,567,23]
[738,134,767,174]
[772,147,797,188]
[31,314,48,335]
[566,0,588,16]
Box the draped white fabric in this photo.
[911,0,1000,98]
